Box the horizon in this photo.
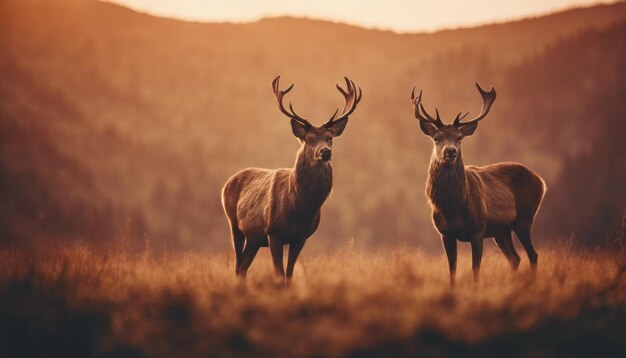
[104,0,619,33]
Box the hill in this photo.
[0,0,625,250]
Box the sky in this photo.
[104,0,616,33]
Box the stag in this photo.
[410,83,546,284]
[221,76,361,282]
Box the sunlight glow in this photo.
[103,0,617,32]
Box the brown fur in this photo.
[413,84,546,284]
[221,76,360,282]
[427,157,546,244]
[222,141,333,280]
[222,145,332,245]
[426,132,546,284]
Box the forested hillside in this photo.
[1,0,624,250]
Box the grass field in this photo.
[1,242,625,357]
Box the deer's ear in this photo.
[459,122,478,136]
[326,117,349,137]
[291,119,308,140]
[419,121,437,137]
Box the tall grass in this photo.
[0,243,624,357]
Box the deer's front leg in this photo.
[268,235,285,280]
[442,236,457,286]
[286,239,305,285]
[470,234,484,283]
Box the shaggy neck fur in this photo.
[426,153,467,216]
[289,147,333,216]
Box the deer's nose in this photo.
[320,147,332,161]
[444,147,457,159]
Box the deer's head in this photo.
[411,83,496,165]
[272,76,361,166]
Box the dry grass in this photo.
[1,243,625,357]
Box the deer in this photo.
[410,83,546,285]
[221,76,361,283]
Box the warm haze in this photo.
[106,0,618,32]
[0,0,625,356]
[3,0,623,250]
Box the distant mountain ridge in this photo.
[0,0,624,250]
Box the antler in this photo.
[453,82,497,127]
[410,86,444,127]
[272,75,313,127]
[324,77,362,127]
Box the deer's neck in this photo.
[426,156,467,216]
[289,148,333,215]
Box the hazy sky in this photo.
[104,0,616,32]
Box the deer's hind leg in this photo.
[513,222,538,270]
[230,226,245,274]
[237,238,262,278]
[494,231,521,270]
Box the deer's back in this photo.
[466,162,546,224]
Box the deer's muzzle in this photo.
[443,147,458,161]
[320,147,332,161]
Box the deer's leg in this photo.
[494,231,521,270]
[231,226,245,275]
[514,222,538,270]
[442,236,457,286]
[236,240,261,278]
[286,240,305,284]
[470,235,483,283]
[268,235,285,280]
